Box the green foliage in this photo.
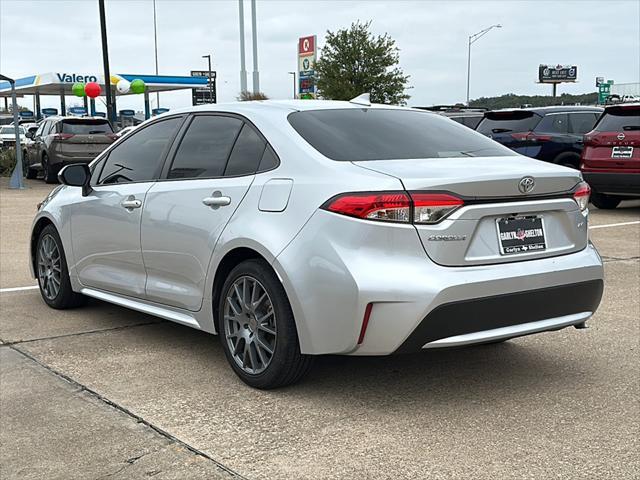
[469,92,599,110]
[0,149,17,176]
[238,91,269,101]
[314,21,410,105]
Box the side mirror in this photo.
[58,164,92,196]
[25,131,34,139]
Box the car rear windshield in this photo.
[287,109,513,161]
[61,119,113,134]
[0,126,25,134]
[476,111,541,135]
[594,107,640,132]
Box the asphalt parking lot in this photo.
[1,178,639,479]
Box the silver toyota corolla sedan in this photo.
[30,99,604,388]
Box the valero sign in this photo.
[56,73,99,83]
[297,35,317,99]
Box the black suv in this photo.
[476,106,603,168]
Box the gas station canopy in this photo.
[0,72,209,121]
[0,72,207,96]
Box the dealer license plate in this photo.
[497,216,546,255]
[612,146,633,159]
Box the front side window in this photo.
[168,115,243,179]
[290,109,513,161]
[99,117,182,184]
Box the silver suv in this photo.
[26,116,116,183]
[30,100,604,388]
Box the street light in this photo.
[202,54,214,103]
[466,24,502,105]
[152,0,160,108]
[288,72,296,99]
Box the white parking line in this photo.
[0,285,39,293]
[589,220,640,230]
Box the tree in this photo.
[238,91,269,101]
[314,21,410,105]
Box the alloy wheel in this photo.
[223,276,277,375]
[37,234,62,300]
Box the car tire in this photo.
[590,192,621,210]
[36,225,86,309]
[42,154,57,184]
[218,259,313,389]
[554,153,580,169]
[26,166,38,179]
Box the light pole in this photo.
[288,72,296,99]
[98,0,115,123]
[202,54,214,103]
[466,24,502,105]
[238,0,247,93]
[152,0,160,108]
[250,0,259,93]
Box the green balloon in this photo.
[130,79,146,94]
[72,82,86,97]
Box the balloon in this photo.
[72,83,86,97]
[116,79,131,94]
[130,79,146,94]
[84,82,101,99]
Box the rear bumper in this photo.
[583,171,640,196]
[394,279,603,353]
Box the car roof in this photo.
[603,102,640,111]
[490,105,603,115]
[43,115,110,121]
[168,99,411,117]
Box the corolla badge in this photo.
[518,176,535,194]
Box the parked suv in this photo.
[581,103,640,209]
[26,116,116,183]
[476,106,603,168]
[415,105,487,129]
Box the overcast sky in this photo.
[1,0,639,112]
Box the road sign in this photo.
[596,76,604,87]
[298,35,317,99]
[538,64,578,83]
[598,80,614,104]
[191,70,217,105]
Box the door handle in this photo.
[202,196,231,208]
[121,198,142,210]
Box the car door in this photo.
[70,116,184,298]
[141,114,269,311]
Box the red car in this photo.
[581,103,640,209]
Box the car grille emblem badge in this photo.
[617,133,625,141]
[518,176,535,194]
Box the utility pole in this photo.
[250,0,259,93]
[238,0,248,93]
[203,54,214,103]
[153,0,160,108]
[466,24,502,105]
[0,74,25,189]
[98,0,115,124]
[288,72,296,99]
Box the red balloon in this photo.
[84,82,101,98]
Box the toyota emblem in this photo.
[617,133,625,141]
[518,176,535,194]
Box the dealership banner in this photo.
[539,64,578,83]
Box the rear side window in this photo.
[168,115,243,179]
[289,109,512,161]
[62,119,113,134]
[99,117,182,184]
[477,111,541,135]
[535,114,569,134]
[224,124,266,176]
[258,145,279,171]
[595,108,640,132]
[569,113,600,134]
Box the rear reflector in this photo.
[573,182,591,211]
[322,191,464,224]
[357,303,373,344]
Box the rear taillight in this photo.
[322,191,464,224]
[583,134,599,146]
[510,132,551,142]
[510,132,531,141]
[410,193,464,224]
[573,182,591,211]
[323,192,411,222]
[52,133,74,141]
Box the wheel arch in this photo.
[553,150,581,169]
[30,216,56,277]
